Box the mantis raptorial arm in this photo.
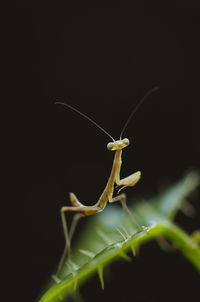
[116,171,141,187]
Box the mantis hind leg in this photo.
[57,209,85,274]
[61,193,83,252]
[57,193,84,274]
[69,192,84,207]
[57,193,100,274]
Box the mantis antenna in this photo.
[119,86,159,139]
[55,101,115,142]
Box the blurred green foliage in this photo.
[38,172,200,302]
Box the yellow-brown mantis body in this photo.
[55,87,158,272]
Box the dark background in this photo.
[7,3,200,302]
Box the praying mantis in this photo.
[55,87,158,273]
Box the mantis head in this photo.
[107,138,130,151]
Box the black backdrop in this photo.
[7,3,200,302]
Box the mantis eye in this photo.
[123,138,130,146]
[107,142,114,151]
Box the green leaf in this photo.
[38,172,200,302]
